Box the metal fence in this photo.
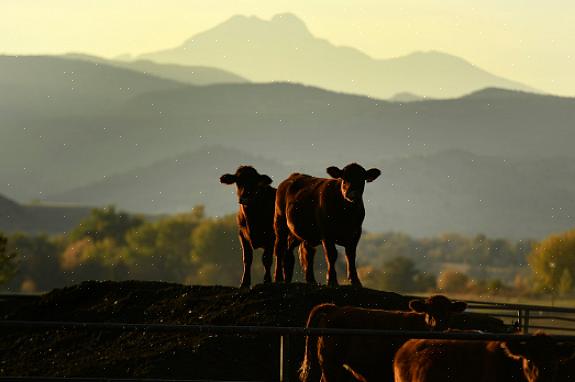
[463,299,575,334]
[2,293,575,382]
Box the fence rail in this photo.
[2,319,575,341]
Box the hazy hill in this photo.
[2,69,575,205]
[0,55,186,115]
[49,146,290,217]
[0,194,91,235]
[47,146,575,239]
[63,53,248,85]
[140,13,534,99]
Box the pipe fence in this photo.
[2,293,575,381]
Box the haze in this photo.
[2,0,574,96]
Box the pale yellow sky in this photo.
[2,0,574,95]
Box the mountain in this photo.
[63,53,248,85]
[0,194,92,235]
[0,55,186,115]
[48,147,575,239]
[2,59,575,206]
[140,13,535,99]
[49,146,290,217]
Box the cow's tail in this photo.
[299,303,338,382]
[343,364,368,382]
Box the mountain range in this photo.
[1,28,574,239]
[140,13,535,99]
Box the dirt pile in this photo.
[0,281,506,380]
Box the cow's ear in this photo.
[220,174,237,184]
[450,301,467,313]
[502,341,529,360]
[258,174,273,186]
[409,299,427,313]
[365,168,381,183]
[327,166,343,179]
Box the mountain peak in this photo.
[271,13,307,27]
[463,87,544,100]
[199,13,311,38]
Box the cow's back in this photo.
[394,340,522,382]
[276,173,335,244]
[277,172,364,246]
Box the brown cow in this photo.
[220,166,276,288]
[299,295,468,382]
[274,163,381,286]
[393,333,575,382]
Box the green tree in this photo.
[190,214,241,285]
[529,229,575,296]
[125,207,205,281]
[377,256,418,292]
[70,206,144,244]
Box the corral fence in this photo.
[1,294,575,382]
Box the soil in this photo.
[0,281,507,381]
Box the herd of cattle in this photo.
[220,164,575,381]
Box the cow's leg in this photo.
[273,216,289,283]
[262,245,273,284]
[322,240,339,287]
[283,238,298,283]
[319,336,349,382]
[300,242,317,284]
[239,233,253,288]
[344,245,362,287]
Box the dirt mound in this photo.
[0,281,506,380]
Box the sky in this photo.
[2,0,574,95]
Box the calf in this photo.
[274,163,381,286]
[220,166,276,288]
[298,295,467,382]
[394,333,575,382]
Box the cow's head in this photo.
[409,295,467,331]
[326,163,381,203]
[502,333,575,382]
[220,166,273,206]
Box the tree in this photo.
[70,206,144,244]
[377,256,418,292]
[364,256,435,293]
[529,229,575,296]
[190,214,242,285]
[559,269,573,296]
[0,234,18,286]
[125,207,205,281]
[6,233,63,291]
[437,270,470,293]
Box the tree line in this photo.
[0,206,573,298]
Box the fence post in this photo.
[522,309,530,334]
[280,334,292,382]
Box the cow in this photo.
[393,333,575,382]
[220,166,277,288]
[274,163,381,286]
[298,295,468,382]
